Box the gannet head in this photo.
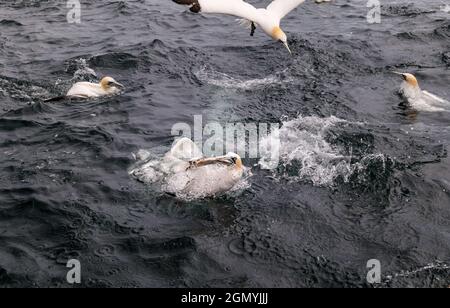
[272,27,291,55]
[393,72,419,89]
[225,152,243,171]
[100,76,125,92]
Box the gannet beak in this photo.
[283,41,292,55]
[113,81,125,89]
[392,71,408,81]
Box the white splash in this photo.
[70,58,97,81]
[0,76,51,102]
[195,66,293,90]
[259,115,389,186]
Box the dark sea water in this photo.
[0,0,449,287]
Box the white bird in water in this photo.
[45,76,124,102]
[172,0,317,54]
[131,138,245,199]
[393,72,449,112]
[67,76,124,99]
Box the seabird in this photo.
[394,72,449,112]
[67,76,124,98]
[44,77,124,102]
[172,0,314,54]
[165,150,244,199]
[132,138,245,199]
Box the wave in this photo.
[0,19,23,26]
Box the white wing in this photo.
[422,90,449,105]
[198,0,262,23]
[267,0,306,20]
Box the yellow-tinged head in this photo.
[393,72,419,88]
[100,76,124,91]
[229,153,243,171]
[213,152,243,171]
[271,27,291,54]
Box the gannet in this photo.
[172,0,311,54]
[132,138,245,199]
[394,72,449,112]
[67,76,124,98]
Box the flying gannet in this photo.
[44,76,124,102]
[394,72,449,112]
[172,0,313,54]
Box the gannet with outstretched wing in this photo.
[393,72,449,112]
[172,0,311,54]
[131,137,245,199]
[164,138,244,198]
[165,151,244,198]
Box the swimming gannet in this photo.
[394,72,449,112]
[131,138,245,199]
[165,151,244,199]
[66,76,124,98]
[165,138,244,198]
[172,0,314,54]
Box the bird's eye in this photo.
[231,157,237,163]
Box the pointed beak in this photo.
[113,81,125,89]
[392,71,407,81]
[283,41,292,55]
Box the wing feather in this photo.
[267,0,306,20]
[422,90,449,105]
